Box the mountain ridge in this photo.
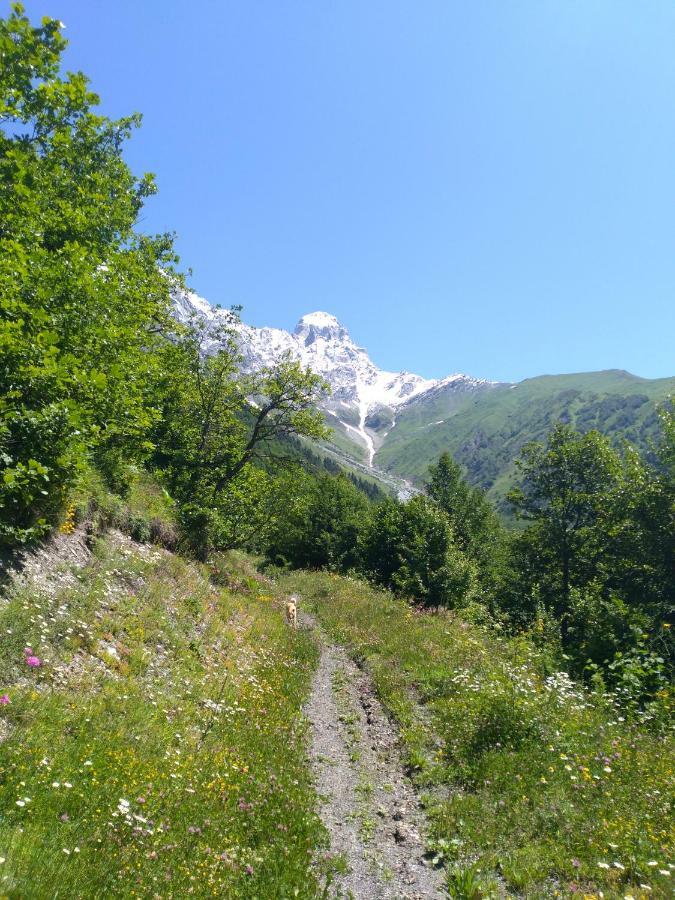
[173,288,498,466]
[173,290,674,505]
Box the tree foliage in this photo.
[265,471,369,571]
[0,5,330,559]
[0,4,176,549]
[507,425,621,617]
[505,418,674,680]
[426,452,498,558]
[151,317,329,558]
[360,495,477,608]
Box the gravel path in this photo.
[303,613,445,899]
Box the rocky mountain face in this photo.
[173,290,675,506]
[173,289,498,467]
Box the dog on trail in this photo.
[285,595,298,628]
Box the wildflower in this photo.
[0,858,4,864]
[25,655,42,668]
[613,862,625,870]
[603,766,612,773]
[597,862,610,869]
[0,695,10,705]
[647,861,658,867]
[659,870,670,877]
[62,848,70,855]
[15,800,25,807]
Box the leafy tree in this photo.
[360,495,476,608]
[425,452,507,607]
[426,452,498,557]
[599,406,674,659]
[507,425,621,623]
[504,415,674,688]
[0,4,177,551]
[265,471,369,570]
[151,318,329,558]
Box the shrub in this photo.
[361,496,477,608]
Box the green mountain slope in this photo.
[374,369,675,506]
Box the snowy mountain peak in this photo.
[294,311,350,343]
[172,288,495,467]
[296,311,342,329]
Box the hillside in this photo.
[2,512,672,898]
[283,569,675,899]
[374,370,675,505]
[0,526,329,898]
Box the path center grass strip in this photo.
[0,537,328,899]
[282,570,675,899]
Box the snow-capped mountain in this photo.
[173,289,496,467]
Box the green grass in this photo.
[70,466,179,549]
[0,536,333,898]
[374,370,675,504]
[281,570,675,899]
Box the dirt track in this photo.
[303,613,445,899]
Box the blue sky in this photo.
[20,0,675,382]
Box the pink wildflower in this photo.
[0,695,10,705]
[25,655,42,668]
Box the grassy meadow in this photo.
[281,570,674,899]
[0,534,331,899]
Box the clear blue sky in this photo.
[19,0,675,382]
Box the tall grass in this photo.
[282,570,674,899]
[0,538,330,898]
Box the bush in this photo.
[265,472,369,571]
[361,496,477,608]
[0,404,79,552]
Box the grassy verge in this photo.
[69,466,180,549]
[280,570,674,899]
[0,535,329,898]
